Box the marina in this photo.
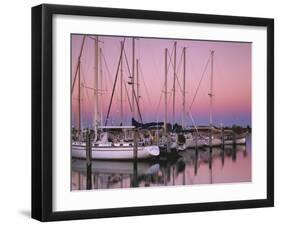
[71,34,251,189]
[72,135,251,190]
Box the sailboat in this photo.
[72,36,159,160]
[160,44,206,151]
[224,133,247,145]
[176,50,223,150]
[159,43,180,151]
[72,126,159,160]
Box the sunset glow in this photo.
[71,34,251,128]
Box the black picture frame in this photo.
[32,4,274,222]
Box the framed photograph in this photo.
[32,4,274,221]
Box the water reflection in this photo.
[72,136,251,190]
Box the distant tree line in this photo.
[224,124,251,133]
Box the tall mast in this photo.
[72,35,86,95]
[173,41,177,126]
[105,40,125,127]
[182,47,186,127]
[94,36,99,133]
[99,47,103,127]
[131,38,135,121]
[209,50,214,127]
[136,59,140,121]
[78,59,81,132]
[164,48,168,135]
[120,41,124,125]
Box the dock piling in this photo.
[209,145,213,170]
[221,147,225,166]
[233,131,237,147]
[195,132,198,150]
[221,126,224,147]
[194,148,198,176]
[167,133,171,153]
[209,127,213,148]
[86,129,92,189]
[133,129,139,187]
[133,129,138,160]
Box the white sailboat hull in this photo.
[207,138,222,147]
[224,137,246,145]
[178,137,246,150]
[179,138,207,149]
[72,144,160,160]
[178,137,223,150]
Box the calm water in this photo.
[71,135,251,190]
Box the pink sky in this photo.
[71,34,251,128]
